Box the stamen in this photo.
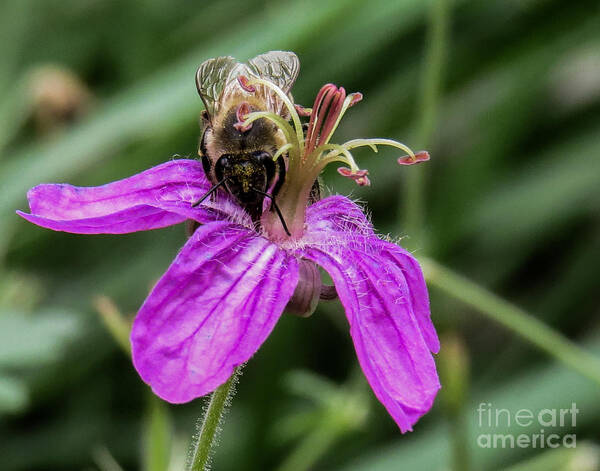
[239,75,304,148]
[241,111,296,149]
[248,79,430,240]
[233,102,252,132]
[397,150,430,165]
[337,167,371,186]
[310,143,359,171]
[272,143,293,162]
[305,84,338,158]
[237,76,255,92]
[303,86,362,161]
[317,138,420,181]
[343,138,416,158]
[321,92,361,147]
[348,92,363,107]
[305,85,332,155]
[231,78,426,205]
[294,104,312,117]
[318,88,346,149]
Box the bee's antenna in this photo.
[192,178,226,208]
[250,187,291,237]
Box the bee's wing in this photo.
[247,51,300,117]
[195,56,239,119]
[247,51,300,95]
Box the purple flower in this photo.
[17,77,440,432]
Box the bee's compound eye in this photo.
[215,154,232,181]
[251,150,272,162]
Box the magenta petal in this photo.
[17,159,224,234]
[380,243,440,354]
[300,239,440,432]
[17,206,190,234]
[304,195,374,237]
[131,221,299,402]
[305,195,438,353]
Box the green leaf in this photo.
[0,375,28,414]
[0,309,82,368]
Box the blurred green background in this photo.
[1,0,600,470]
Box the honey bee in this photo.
[193,51,302,235]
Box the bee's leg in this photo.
[200,154,212,179]
[198,127,213,177]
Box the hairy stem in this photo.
[187,368,241,471]
[422,257,600,386]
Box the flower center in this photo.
[236,76,430,240]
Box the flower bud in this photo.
[286,259,321,317]
[28,65,92,134]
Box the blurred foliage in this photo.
[1,0,599,470]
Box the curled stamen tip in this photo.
[233,122,252,132]
[234,102,252,132]
[294,104,312,116]
[337,167,371,186]
[397,150,430,166]
[348,92,363,107]
[237,75,256,92]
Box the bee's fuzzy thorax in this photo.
[208,104,279,156]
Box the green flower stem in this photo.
[188,368,241,471]
[421,257,600,386]
[402,0,449,244]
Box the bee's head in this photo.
[215,151,275,212]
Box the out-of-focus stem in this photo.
[438,333,470,471]
[93,297,172,471]
[422,257,600,387]
[276,425,340,471]
[187,368,240,471]
[451,412,470,471]
[144,394,171,471]
[93,295,131,354]
[402,0,449,245]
